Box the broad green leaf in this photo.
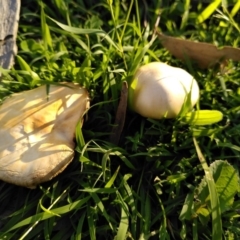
[20,39,44,52]
[210,160,239,212]
[16,55,40,82]
[16,55,32,72]
[167,173,187,184]
[182,110,223,125]
[197,207,210,226]
[196,160,239,213]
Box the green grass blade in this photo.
[158,197,168,240]
[3,196,90,234]
[40,1,53,50]
[120,174,137,238]
[80,188,116,194]
[75,211,86,240]
[120,0,134,42]
[87,205,96,240]
[115,202,129,240]
[39,198,61,217]
[231,1,240,17]
[105,166,120,188]
[102,151,110,182]
[90,192,114,230]
[197,0,222,23]
[16,55,40,83]
[180,0,190,30]
[143,192,151,237]
[179,192,194,221]
[48,17,120,50]
[193,138,222,240]
[16,55,32,72]
[75,121,89,159]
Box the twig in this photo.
[109,81,128,145]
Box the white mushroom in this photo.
[128,62,200,119]
[0,83,89,188]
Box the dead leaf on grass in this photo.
[157,32,240,69]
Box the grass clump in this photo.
[0,0,240,239]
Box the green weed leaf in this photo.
[181,110,223,125]
[196,160,239,213]
[193,138,222,240]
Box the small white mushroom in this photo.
[0,83,89,188]
[128,62,200,119]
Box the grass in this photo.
[0,0,240,239]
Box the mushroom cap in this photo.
[129,62,200,119]
[0,83,89,188]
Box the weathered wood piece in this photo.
[0,0,20,75]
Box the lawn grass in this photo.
[0,0,240,239]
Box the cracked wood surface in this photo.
[0,0,20,75]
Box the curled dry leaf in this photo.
[0,83,89,188]
[157,32,240,69]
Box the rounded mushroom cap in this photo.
[130,62,200,119]
[0,83,89,188]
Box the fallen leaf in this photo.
[157,32,240,68]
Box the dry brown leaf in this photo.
[0,83,89,188]
[157,32,240,69]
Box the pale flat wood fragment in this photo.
[0,0,21,75]
[0,83,89,188]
